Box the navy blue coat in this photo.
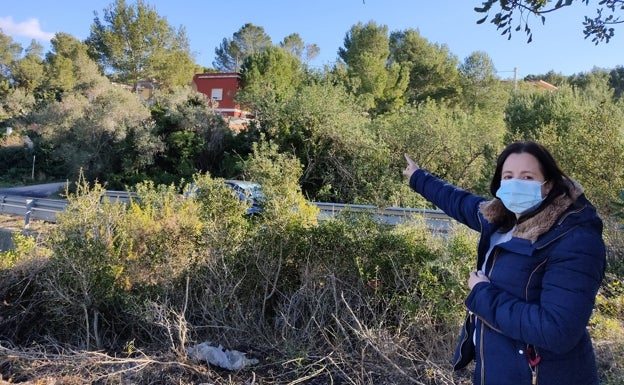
[409,169,605,385]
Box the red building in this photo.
[191,72,250,118]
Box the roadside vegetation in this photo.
[0,150,622,384]
[1,0,623,383]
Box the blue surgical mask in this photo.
[496,179,545,214]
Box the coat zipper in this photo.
[479,248,504,333]
[480,321,485,385]
[478,246,500,385]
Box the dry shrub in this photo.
[177,211,475,384]
[0,256,50,344]
[1,189,479,384]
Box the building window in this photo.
[211,88,223,100]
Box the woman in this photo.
[403,141,605,385]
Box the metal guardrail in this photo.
[0,191,135,228]
[0,192,453,231]
[0,195,69,226]
[312,202,453,232]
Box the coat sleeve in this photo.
[465,225,605,354]
[409,169,485,233]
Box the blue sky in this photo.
[1,0,622,79]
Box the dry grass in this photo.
[0,344,221,384]
[0,214,54,232]
[0,337,472,385]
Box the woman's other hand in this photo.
[468,270,490,290]
[403,153,420,179]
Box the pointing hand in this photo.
[403,153,420,178]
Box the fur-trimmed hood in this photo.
[478,179,584,243]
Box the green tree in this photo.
[375,100,505,206]
[338,21,389,106]
[0,31,22,106]
[566,68,615,102]
[280,33,320,63]
[33,84,155,182]
[86,0,197,87]
[148,86,233,185]
[10,41,44,94]
[474,0,624,43]
[45,34,79,94]
[293,83,392,204]
[389,29,461,105]
[0,88,35,122]
[213,23,273,72]
[459,51,510,112]
[0,30,23,78]
[237,46,303,122]
[0,33,37,122]
[504,84,583,141]
[43,33,108,99]
[240,66,396,204]
[504,83,624,213]
[243,139,319,230]
[338,21,409,114]
[608,65,624,100]
[537,101,624,214]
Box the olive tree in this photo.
[474,0,624,44]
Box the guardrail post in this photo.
[24,198,33,229]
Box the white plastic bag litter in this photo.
[187,342,259,370]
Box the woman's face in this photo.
[501,152,552,197]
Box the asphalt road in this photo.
[0,182,68,198]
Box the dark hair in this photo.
[490,141,571,226]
